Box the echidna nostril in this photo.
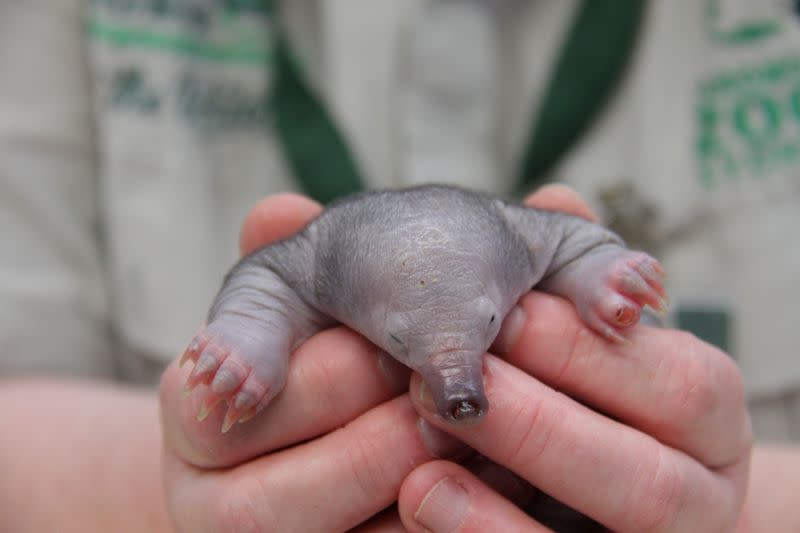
[449,399,484,421]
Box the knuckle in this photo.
[715,349,746,409]
[532,311,600,389]
[675,346,719,425]
[211,476,275,533]
[345,431,394,500]
[626,446,685,532]
[661,331,725,427]
[500,393,565,469]
[308,348,349,419]
[715,353,754,461]
[666,332,752,459]
[303,330,380,419]
[556,323,599,387]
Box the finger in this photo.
[524,183,598,222]
[517,186,750,467]
[492,291,751,469]
[463,457,604,531]
[398,460,550,533]
[162,327,411,468]
[239,192,322,256]
[409,357,742,533]
[165,396,465,533]
[350,507,406,533]
[463,455,537,509]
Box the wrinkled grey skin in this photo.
[197,185,658,424]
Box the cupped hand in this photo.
[396,187,753,532]
[161,186,752,532]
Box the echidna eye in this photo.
[489,314,496,325]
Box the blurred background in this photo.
[1,0,798,441]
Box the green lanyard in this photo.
[269,29,364,205]
[268,1,645,204]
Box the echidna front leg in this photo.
[180,243,329,432]
[499,204,667,343]
[539,244,667,343]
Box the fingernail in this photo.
[491,305,526,355]
[415,477,469,533]
[417,418,468,459]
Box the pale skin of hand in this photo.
[0,185,791,532]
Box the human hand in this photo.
[161,186,751,532]
[395,186,753,532]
